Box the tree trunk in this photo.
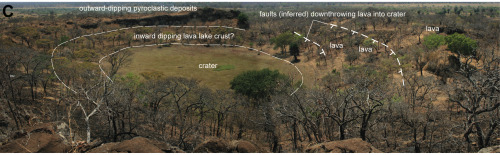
[339,124,346,140]
[292,120,298,151]
[86,118,91,143]
[237,123,243,139]
[271,131,279,153]
[413,127,420,153]
[360,120,367,140]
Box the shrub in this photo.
[445,33,477,56]
[423,34,445,50]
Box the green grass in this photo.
[118,46,300,90]
[214,64,235,71]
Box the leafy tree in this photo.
[230,68,289,153]
[59,35,70,45]
[105,31,120,46]
[423,34,445,50]
[362,37,377,48]
[14,27,40,48]
[230,68,286,102]
[237,12,250,29]
[73,49,97,62]
[43,26,59,39]
[35,38,53,51]
[345,49,360,65]
[445,33,477,56]
[271,32,295,54]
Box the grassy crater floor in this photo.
[118,45,301,90]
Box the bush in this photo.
[230,68,287,101]
[73,49,97,62]
[362,37,377,48]
[445,33,477,56]
[423,34,445,50]
[237,13,250,29]
[345,50,360,65]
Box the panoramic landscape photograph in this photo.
[0,1,499,153]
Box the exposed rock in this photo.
[194,138,230,153]
[305,138,382,153]
[0,110,11,145]
[87,137,183,153]
[0,122,71,153]
[229,140,261,153]
[149,139,184,153]
[194,138,263,153]
[86,142,119,153]
[112,137,163,153]
[478,145,500,153]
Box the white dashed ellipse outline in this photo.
[50,25,303,96]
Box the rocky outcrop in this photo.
[87,137,183,153]
[305,138,382,153]
[230,140,261,153]
[0,122,71,153]
[193,138,262,153]
[478,145,500,153]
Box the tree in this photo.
[346,65,390,141]
[139,77,200,149]
[14,27,40,48]
[20,49,50,101]
[101,73,141,142]
[398,73,438,152]
[324,87,357,140]
[412,23,425,44]
[412,47,428,76]
[105,31,120,46]
[106,49,133,78]
[271,32,294,55]
[35,38,54,52]
[378,31,396,52]
[289,42,300,62]
[445,33,478,56]
[365,7,380,31]
[361,36,378,52]
[70,62,109,143]
[230,68,287,102]
[207,90,238,137]
[345,49,360,65]
[274,90,324,148]
[0,47,26,129]
[237,12,250,29]
[448,53,499,150]
[423,34,446,50]
[233,69,293,153]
